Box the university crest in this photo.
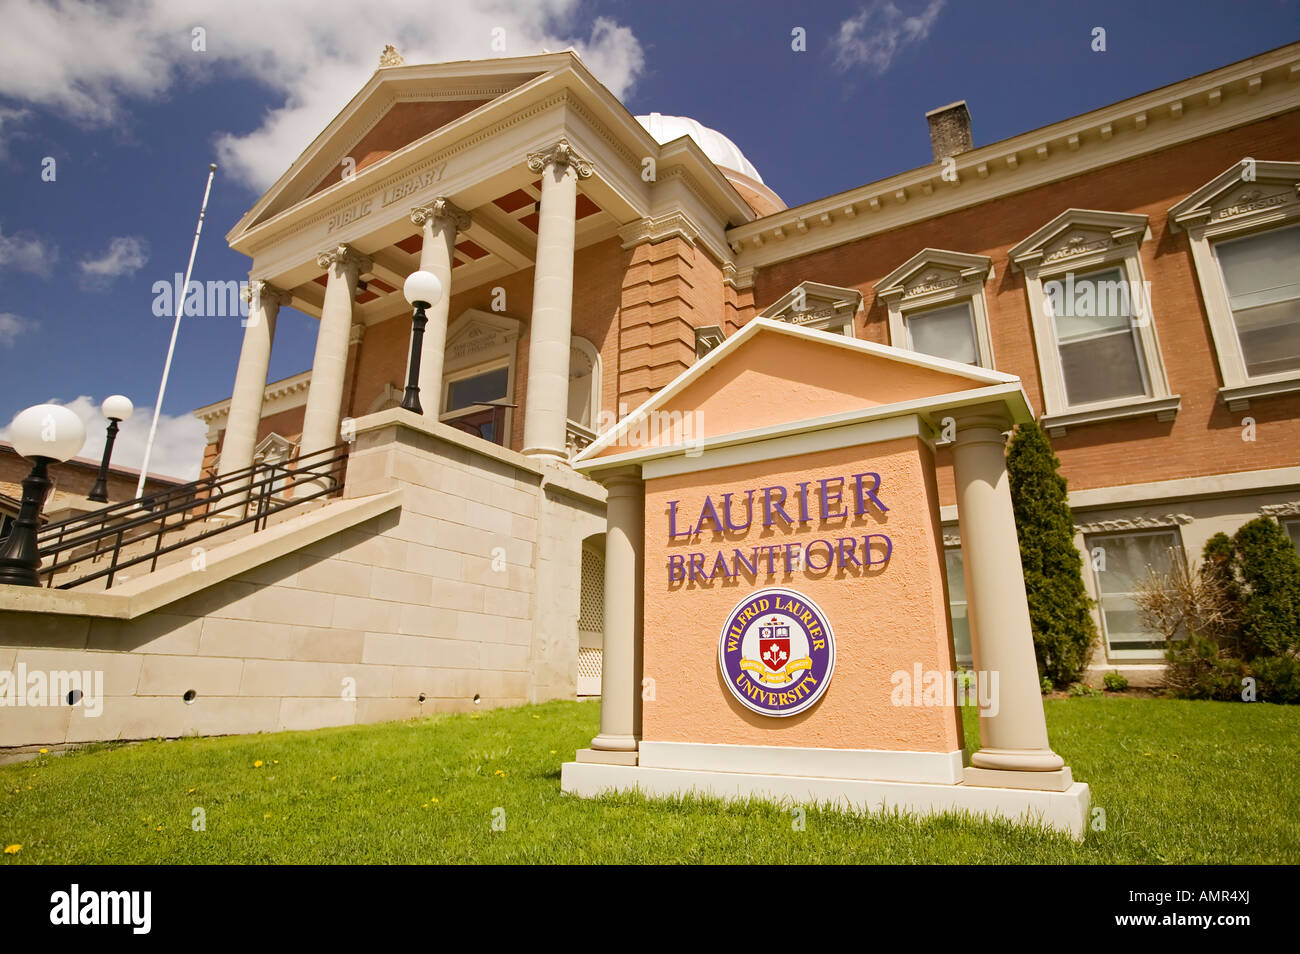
[718,587,835,717]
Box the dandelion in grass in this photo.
[39,748,47,754]
[494,769,506,778]
[3,845,20,855]
[253,760,263,768]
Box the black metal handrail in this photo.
[35,443,349,590]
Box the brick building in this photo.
[197,43,1300,686]
[2,42,1297,748]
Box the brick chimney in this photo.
[926,101,973,162]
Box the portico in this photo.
[214,51,762,481]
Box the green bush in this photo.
[1139,518,1300,703]
[1228,518,1300,658]
[1067,682,1101,697]
[1164,632,1251,701]
[1007,421,1098,687]
[1040,675,1054,695]
[1103,671,1129,692]
[1250,655,1300,705]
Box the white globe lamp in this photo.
[0,403,87,586]
[400,270,444,414]
[89,395,135,503]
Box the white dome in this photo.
[635,113,764,184]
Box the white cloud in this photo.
[0,0,646,191]
[831,0,946,74]
[0,226,57,276]
[0,312,28,346]
[1,395,207,482]
[78,235,149,288]
[0,105,31,160]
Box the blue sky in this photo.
[0,0,1295,479]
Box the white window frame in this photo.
[876,248,996,369]
[568,336,602,432]
[1168,161,1300,411]
[440,308,520,446]
[1085,526,1185,661]
[942,543,973,668]
[1010,209,1178,437]
[758,281,862,337]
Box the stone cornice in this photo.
[193,371,313,424]
[1261,501,1300,517]
[617,211,701,248]
[1073,513,1193,534]
[726,43,1300,271]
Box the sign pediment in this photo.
[574,318,1029,469]
[1168,160,1300,232]
[1009,209,1149,270]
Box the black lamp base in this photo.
[0,457,52,588]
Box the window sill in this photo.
[1219,376,1300,412]
[1041,395,1181,437]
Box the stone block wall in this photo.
[0,412,606,749]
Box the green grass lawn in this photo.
[1,695,1295,863]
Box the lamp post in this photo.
[88,394,134,503]
[400,270,444,415]
[0,404,86,587]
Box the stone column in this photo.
[300,244,370,459]
[522,139,592,461]
[219,281,291,478]
[949,404,1066,779]
[578,466,644,764]
[410,198,470,418]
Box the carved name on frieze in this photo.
[1044,233,1111,263]
[326,162,449,234]
[904,274,961,297]
[1213,189,1292,221]
[781,305,840,325]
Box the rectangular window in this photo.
[1088,529,1182,655]
[446,366,508,413]
[1052,267,1148,405]
[444,365,510,446]
[1213,224,1300,377]
[943,546,972,666]
[906,302,979,365]
[1284,518,1300,552]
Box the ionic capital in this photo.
[410,197,471,232]
[348,322,366,346]
[526,138,594,179]
[315,243,372,276]
[243,280,292,309]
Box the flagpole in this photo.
[135,162,217,498]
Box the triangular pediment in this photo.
[1008,209,1150,269]
[232,55,561,234]
[574,319,1029,469]
[875,249,993,302]
[758,281,862,327]
[254,432,296,460]
[1168,160,1300,231]
[445,308,521,365]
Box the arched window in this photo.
[568,337,601,431]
